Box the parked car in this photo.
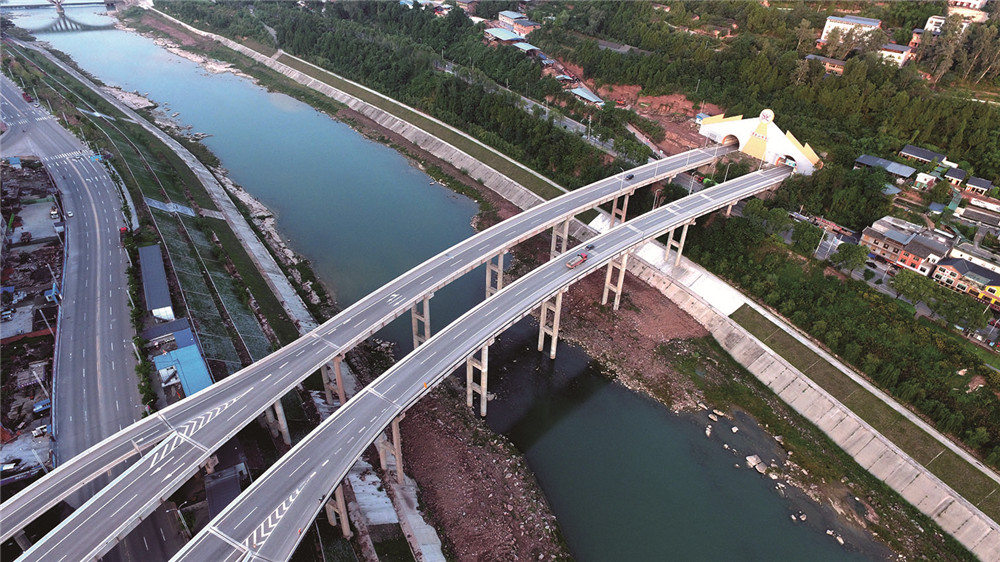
[566,252,589,268]
[66,211,73,218]
[865,261,877,268]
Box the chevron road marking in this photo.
[243,475,313,552]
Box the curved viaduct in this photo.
[6,145,737,558]
[171,166,794,561]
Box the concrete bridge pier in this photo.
[609,191,631,228]
[664,219,695,266]
[486,251,505,297]
[466,343,491,416]
[262,404,279,439]
[324,484,352,539]
[601,252,631,310]
[538,289,566,359]
[203,454,219,475]
[550,218,570,258]
[411,294,432,348]
[377,415,405,485]
[13,529,32,551]
[321,356,347,407]
[272,399,291,446]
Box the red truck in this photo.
[22,92,33,103]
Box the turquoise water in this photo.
[14,7,881,559]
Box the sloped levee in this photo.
[624,254,1000,561]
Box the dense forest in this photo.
[528,1,1000,184]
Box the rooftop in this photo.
[938,257,1000,284]
[945,167,968,181]
[153,337,212,397]
[828,15,882,27]
[513,42,540,52]
[880,43,912,53]
[968,177,993,190]
[499,10,526,20]
[899,144,947,163]
[806,54,846,66]
[855,154,916,178]
[484,28,524,42]
[137,245,171,312]
[570,87,604,106]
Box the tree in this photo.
[830,243,868,273]
[889,269,935,302]
[794,19,814,53]
[791,221,823,255]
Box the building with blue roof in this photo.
[138,244,174,321]
[153,328,213,398]
[854,154,916,179]
[570,87,604,107]
[484,28,524,43]
[498,10,526,30]
[513,42,540,54]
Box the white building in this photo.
[820,15,882,42]
[698,109,822,175]
[925,15,971,35]
[878,43,913,67]
[949,0,989,10]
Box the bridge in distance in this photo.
[6,144,745,558]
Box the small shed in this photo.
[570,87,605,107]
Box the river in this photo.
[9,6,880,560]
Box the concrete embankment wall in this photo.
[624,253,1000,561]
[152,15,999,559]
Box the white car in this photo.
[66,211,74,218]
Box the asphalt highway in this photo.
[7,144,733,559]
[173,165,794,562]
[0,74,182,560]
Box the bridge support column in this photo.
[466,343,491,416]
[664,220,694,266]
[725,203,733,217]
[486,252,505,297]
[377,415,405,485]
[601,252,631,311]
[14,530,32,551]
[609,192,631,228]
[550,218,570,258]
[263,405,279,439]
[411,295,431,348]
[325,484,352,539]
[537,289,565,359]
[321,356,347,407]
[273,399,291,446]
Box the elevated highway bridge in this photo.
[5,145,748,559]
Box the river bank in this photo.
[111,10,965,561]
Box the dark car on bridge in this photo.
[566,253,589,268]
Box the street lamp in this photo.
[166,508,192,539]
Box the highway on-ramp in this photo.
[7,145,733,558]
[173,165,794,562]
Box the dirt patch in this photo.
[129,12,211,48]
[557,60,725,156]
[400,386,565,561]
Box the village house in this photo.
[854,154,916,183]
[861,216,953,275]
[498,10,526,31]
[945,167,968,187]
[513,19,541,36]
[966,177,994,196]
[933,258,1000,309]
[899,144,949,166]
